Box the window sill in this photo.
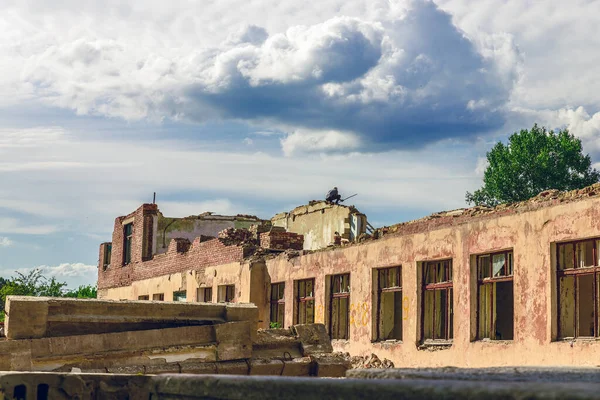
[474,338,513,344]
[373,339,403,346]
[418,339,453,351]
[556,337,600,343]
[331,339,350,344]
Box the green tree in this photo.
[0,269,67,313]
[466,124,600,207]
[64,285,98,299]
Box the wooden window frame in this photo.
[375,266,403,341]
[295,278,315,325]
[557,238,600,339]
[218,285,235,303]
[328,273,350,340]
[199,287,213,303]
[123,223,133,266]
[421,259,453,342]
[103,243,112,270]
[152,293,164,301]
[270,282,285,328]
[475,250,514,340]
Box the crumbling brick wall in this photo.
[98,204,247,290]
[260,231,304,250]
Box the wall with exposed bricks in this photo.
[98,204,249,291]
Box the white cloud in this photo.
[0,237,13,247]
[513,106,600,157]
[0,218,58,235]
[475,157,489,177]
[5,263,98,288]
[281,129,362,156]
[0,1,520,152]
[159,199,243,217]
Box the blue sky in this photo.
[1,0,600,288]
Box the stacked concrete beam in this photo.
[0,297,348,377]
[4,296,257,340]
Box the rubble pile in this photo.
[346,353,394,369]
[218,228,256,246]
[374,183,600,239]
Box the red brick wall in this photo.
[98,204,247,290]
[260,231,304,250]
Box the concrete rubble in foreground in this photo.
[0,296,349,377]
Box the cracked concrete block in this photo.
[292,324,333,355]
[215,322,252,361]
[179,361,218,374]
[249,359,285,376]
[215,361,250,375]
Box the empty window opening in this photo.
[476,251,514,340]
[422,260,453,342]
[295,278,315,324]
[152,293,164,301]
[173,291,187,302]
[198,287,213,303]
[557,239,600,339]
[123,223,133,265]
[37,384,49,400]
[218,285,235,303]
[328,273,350,340]
[102,243,112,270]
[13,385,26,400]
[138,295,149,300]
[376,266,403,341]
[270,282,285,328]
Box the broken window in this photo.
[328,273,350,340]
[376,266,403,341]
[138,295,149,300]
[197,287,212,303]
[422,260,453,342]
[270,282,285,328]
[295,278,315,325]
[476,251,514,340]
[123,223,133,265]
[152,293,164,301]
[218,285,235,303]
[557,239,600,338]
[103,244,112,270]
[173,291,187,302]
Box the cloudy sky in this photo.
[1,0,600,288]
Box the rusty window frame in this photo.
[421,260,453,342]
[138,295,149,300]
[270,282,285,328]
[328,273,350,340]
[375,266,403,341]
[295,278,315,324]
[556,238,600,339]
[475,250,514,340]
[123,223,133,266]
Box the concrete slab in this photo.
[4,296,257,339]
[292,324,333,355]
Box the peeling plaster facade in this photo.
[99,186,600,367]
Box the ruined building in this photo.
[98,184,600,368]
